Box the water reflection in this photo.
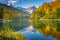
[20,26,56,40]
[0,19,60,40]
[20,26,36,33]
[30,19,60,40]
[2,19,30,31]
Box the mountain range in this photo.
[16,5,36,14]
[0,3,36,14]
[6,2,36,14]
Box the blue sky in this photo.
[0,0,54,8]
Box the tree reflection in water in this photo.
[31,19,60,40]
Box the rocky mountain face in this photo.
[27,5,36,14]
[16,5,36,14]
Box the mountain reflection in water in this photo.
[20,26,57,40]
[2,19,58,40]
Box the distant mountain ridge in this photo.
[0,3,29,14]
[0,3,36,14]
[15,5,36,14]
[0,3,30,20]
[27,5,36,14]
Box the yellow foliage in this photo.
[0,27,25,40]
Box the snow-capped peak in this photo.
[27,5,36,13]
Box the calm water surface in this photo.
[1,19,59,40]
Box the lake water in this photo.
[1,19,60,40]
[20,26,56,40]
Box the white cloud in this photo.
[8,0,17,5]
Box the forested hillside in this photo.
[0,3,26,40]
[30,0,60,40]
[31,0,60,19]
[0,3,29,20]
